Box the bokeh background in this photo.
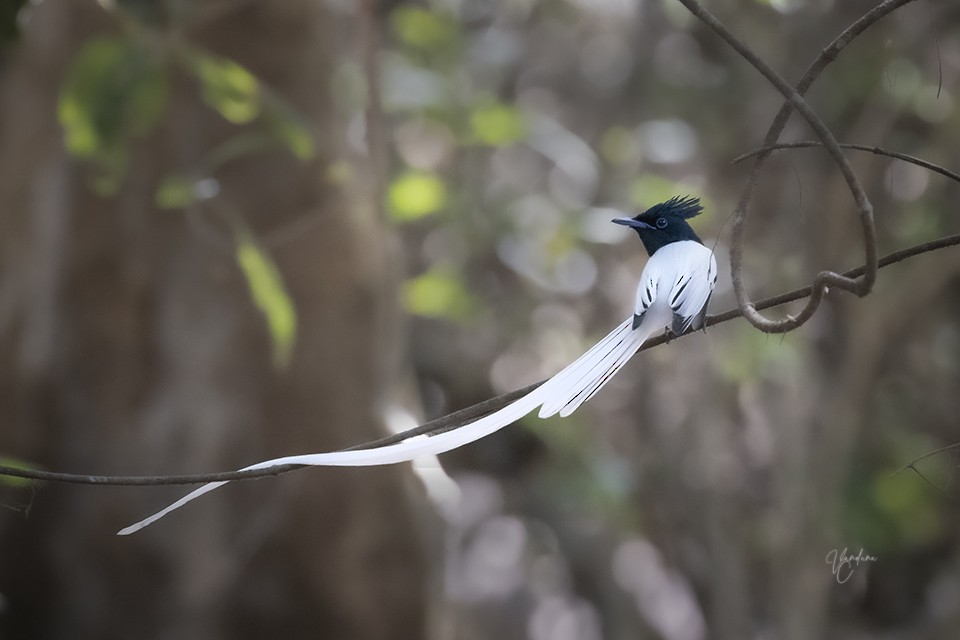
[1,0,960,638]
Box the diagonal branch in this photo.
[2,232,958,488]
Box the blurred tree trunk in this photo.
[0,2,427,639]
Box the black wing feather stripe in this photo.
[669,277,689,307]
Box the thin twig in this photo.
[890,441,960,503]
[890,442,960,478]
[733,141,960,184]
[1,232,958,487]
[903,466,956,502]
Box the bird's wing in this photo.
[668,245,717,334]
[538,245,709,420]
[632,263,660,329]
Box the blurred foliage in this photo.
[389,170,447,221]
[841,463,946,554]
[0,0,28,47]
[154,174,196,209]
[469,99,526,146]
[389,6,460,57]
[262,95,315,160]
[31,0,960,636]
[58,37,314,199]
[369,0,960,637]
[188,52,261,124]
[234,230,297,369]
[55,22,317,367]
[0,456,38,489]
[403,269,475,320]
[629,174,705,211]
[710,325,803,383]
[58,36,169,193]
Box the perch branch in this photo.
[1,232,958,487]
[0,0,945,492]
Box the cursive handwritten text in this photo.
[826,547,877,584]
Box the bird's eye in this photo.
[656,217,668,229]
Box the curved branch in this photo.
[761,0,917,144]
[678,0,918,333]
[2,233,958,487]
[733,141,960,185]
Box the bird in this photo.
[118,195,717,535]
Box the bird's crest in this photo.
[643,195,703,220]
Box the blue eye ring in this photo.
[656,217,668,229]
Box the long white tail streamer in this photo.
[118,316,661,535]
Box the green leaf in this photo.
[0,455,39,488]
[403,270,474,319]
[469,101,525,147]
[155,175,197,209]
[262,94,315,160]
[58,36,169,160]
[390,7,458,53]
[388,171,446,221]
[190,53,260,124]
[235,232,297,368]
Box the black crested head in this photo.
[611,195,705,256]
[642,195,704,221]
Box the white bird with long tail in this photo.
[118,195,717,535]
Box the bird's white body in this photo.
[118,239,716,534]
[634,241,717,332]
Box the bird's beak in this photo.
[612,217,653,230]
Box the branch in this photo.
[678,0,919,333]
[2,233,958,487]
[733,141,960,185]
[890,442,960,479]
[889,440,960,504]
